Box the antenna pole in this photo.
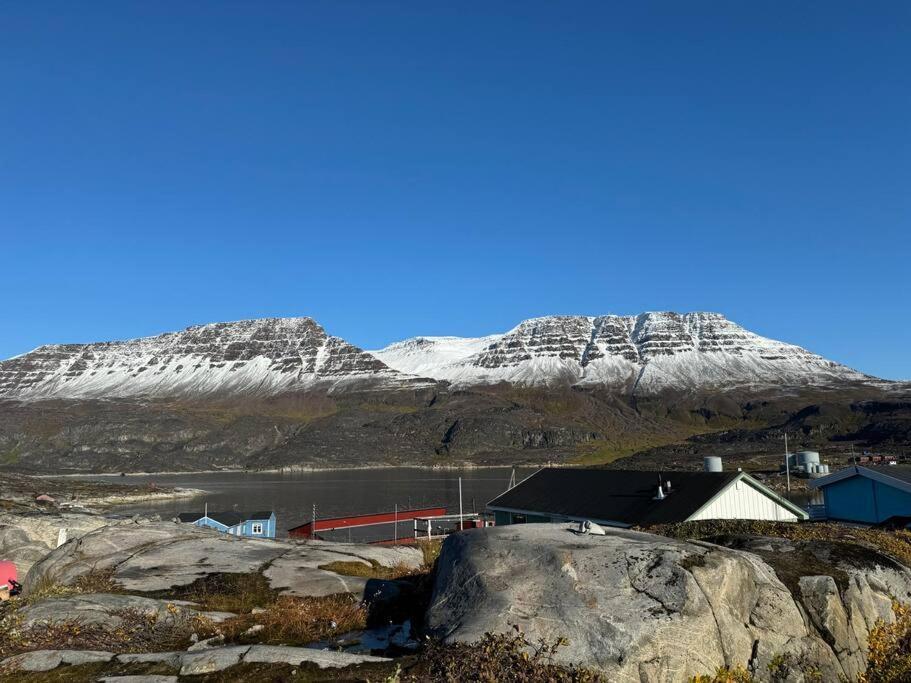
[394,503,398,543]
[784,433,791,494]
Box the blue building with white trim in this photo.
[809,465,911,524]
[177,509,277,538]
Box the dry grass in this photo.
[645,520,911,568]
[219,593,367,647]
[0,605,215,659]
[25,567,121,603]
[147,571,278,614]
[319,559,424,580]
[414,539,443,568]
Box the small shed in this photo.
[487,468,807,527]
[809,465,911,524]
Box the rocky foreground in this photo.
[2,512,911,681]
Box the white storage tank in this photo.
[797,451,820,466]
[703,456,723,472]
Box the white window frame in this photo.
[251,522,264,535]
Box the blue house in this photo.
[809,465,911,524]
[177,509,277,538]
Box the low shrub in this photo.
[689,666,752,683]
[647,520,911,568]
[412,628,605,682]
[860,602,911,683]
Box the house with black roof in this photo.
[177,508,276,538]
[487,468,807,528]
[809,465,911,524]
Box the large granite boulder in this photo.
[426,524,911,682]
[25,520,422,598]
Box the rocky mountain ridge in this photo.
[374,311,877,391]
[0,312,883,402]
[0,317,413,400]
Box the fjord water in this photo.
[86,468,535,541]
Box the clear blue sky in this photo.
[1,2,909,379]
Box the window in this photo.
[252,523,264,535]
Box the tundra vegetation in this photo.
[3,510,911,681]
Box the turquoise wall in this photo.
[239,515,276,538]
[824,476,911,523]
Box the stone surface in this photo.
[242,644,388,667]
[100,677,178,683]
[0,649,114,673]
[426,524,911,682]
[25,521,421,599]
[0,510,110,576]
[264,541,421,598]
[15,593,224,631]
[114,651,183,669]
[178,646,249,675]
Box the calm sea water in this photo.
[77,468,535,542]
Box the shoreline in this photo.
[36,462,560,477]
[80,486,208,508]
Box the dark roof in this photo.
[487,468,745,526]
[868,465,911,484]
[248,511,274,520]
[811,464,911,492]
[208,511,244,527]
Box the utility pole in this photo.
[458,477,464,531]
[784,433,791,494]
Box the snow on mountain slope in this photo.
[371,312,876,392]
[0,312,881,401]
[0,318,412,400]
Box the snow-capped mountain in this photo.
[0,318,411,400]
[372,312,875,392]
[0,312,880,402]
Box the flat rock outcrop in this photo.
[15,593,232,630]
[24,520,422,597]
[426,524,911,682]
[0,645,388,675]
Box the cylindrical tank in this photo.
[820,464,830,474]
[797,451,820,466]
[704,456,723,472]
